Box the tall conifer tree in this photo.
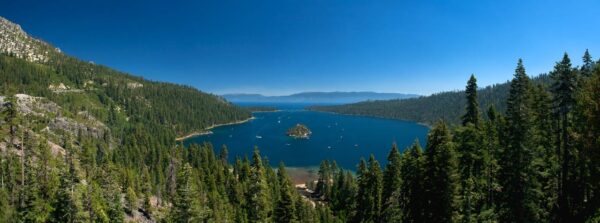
[353,159,369,223]
[399,141,426,223]
[381,143,402,221]
[499,59,543,222]
[274,162,297,223]
[367,155,383,222]
[247,148,271,223]
[581,49,595,78]
[574,62,600,220]
[551,53,584,221]
[171,163,209,222]
[423,121,458,223]
[462,74,481,126]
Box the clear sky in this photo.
[1,0,599,96]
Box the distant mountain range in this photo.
[222,92,420,104]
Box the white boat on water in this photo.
[256,135,262,139]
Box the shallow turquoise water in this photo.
[184,104,428,170]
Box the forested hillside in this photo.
[309,53,599,222]
[309,73,552,125]
[0,16,255,222]
[0,53,251,137]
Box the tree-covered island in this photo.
[286,123,312,139]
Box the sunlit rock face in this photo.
[0,16,60,63]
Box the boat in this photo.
[256,135,262,139]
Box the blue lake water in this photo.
[184,103,429,170]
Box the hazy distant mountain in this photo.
[222,92,420,104]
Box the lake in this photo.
[184,103,429,170]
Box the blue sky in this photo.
[1,0,599,95]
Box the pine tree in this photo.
[330,169,356,221]
[399,140,426,223]
[220,145,229,165]
[457,74,487,222]
[483,105,502,209]
[381,143,402,222]
[315,203,340,223]
[353,158,370,223]
[314,160,332,199]
[455,123,485,223]
[367,155,383,222]
[574,61,600,220]
[86,182,110,222]
[125,187,137,214]
[19,141,44,222]
[462,74,481,126]
[274,162,297,223]
[531,84,559,221]
[499,59,543,222]
[352,155,384,223]
[2,96,18,138]
[0,187,15,222]
[423,121,458,223]
[581,49,595,78]
[171,163,209,222]
[296,197,318,223]
[21,139,57,223]
[102,165,124,223]
[551,53,584,222]
[246,148,271,223]
[141,167,153,219]
[51,152,81,223]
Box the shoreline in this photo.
[306,109,432,129]
[251,109,282,113]
[175,116,256,141]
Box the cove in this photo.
[184,103,429,170]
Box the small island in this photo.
[287,124,312,139]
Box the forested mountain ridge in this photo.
[0,16,251,138]
[309,74,553,125]
[0,16,257,222]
